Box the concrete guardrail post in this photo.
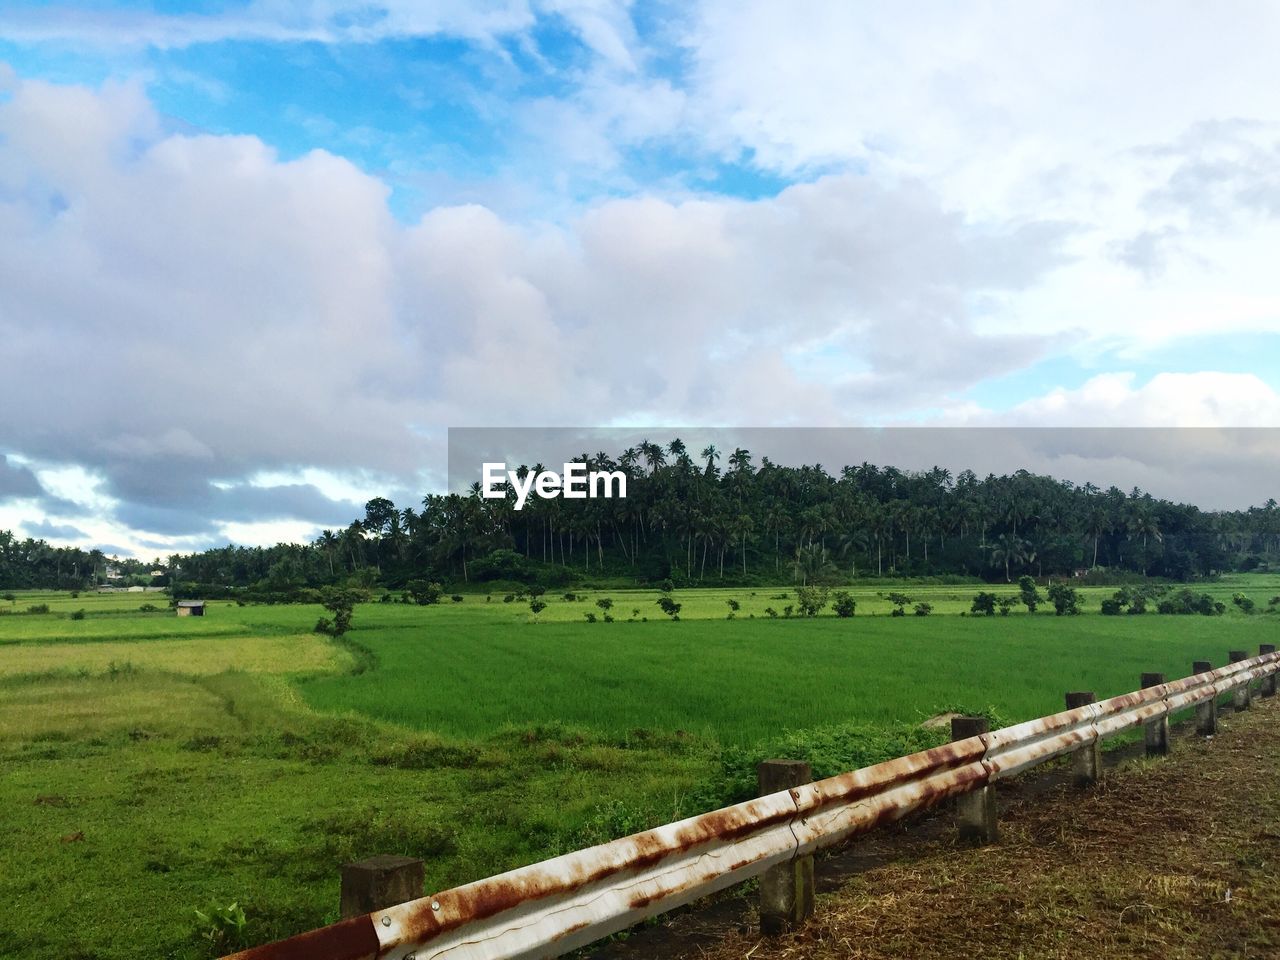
[340,854,425,920]
[1141,673,1169,756]
[1193,660,1217,735]
[1064,691,1100,786]
[1229,650,1251,711]
[951,716,997,844]
[1261,645,1277,697]
[757,759,815,934]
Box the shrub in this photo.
[1100,597,1124,616]
[27,603,50,614]
[764,606,779,618]
[725,598,741,612]
[655,597,681,620]
[448,595,462,603]
[1017,575,1041,614]
[528,585,547,598]
[1232,593,1256,614]
[406,580,443,605]
[529,599,547,617]
[503,594,515,603]
[783,605,794,618]
[885,592,912,615]
[658,579,675,593]
[996,596,1019,617]
[913,602,932,617]
[69,609,86,621]
[69,590,79,599]
[1046,584,1081,616]
[1,592,14,603]
[596,598,614,612]
[584,612,598,623]
[830,591,857,618]
[313,586,366,636]
[970,592,997,616]
[563,593,578,602]
[795,585,829,617]
[1157,589,1223,616]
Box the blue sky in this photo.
[2,0,1280,555]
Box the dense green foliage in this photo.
[7,442,1280,594]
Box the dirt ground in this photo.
[603,696,1280,960]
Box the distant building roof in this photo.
[177,601,205,608]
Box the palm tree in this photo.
[988,532,1033,582]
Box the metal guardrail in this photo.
[223,649,1280,960]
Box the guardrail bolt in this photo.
[1229,651,1251,711]
[340,854,425,920]
[951,717,997,845]
[1064,692,1100,786]
[1140,673,1170,756]
[1193,661,1217,735]
[757,759,815,934]
[1260,645,1277,697]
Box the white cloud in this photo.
[1,66,1277,551]
[1003,372,1280,428]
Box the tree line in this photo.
[3,440,1278,592]
[179,441,1277,593]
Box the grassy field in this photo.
[1,575,1278,958]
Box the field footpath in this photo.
[592,698,1280,960]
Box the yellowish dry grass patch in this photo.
[0,633,351,678]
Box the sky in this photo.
[1,1,1279,557]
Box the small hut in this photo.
[176,600,206,617]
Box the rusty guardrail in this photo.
[223,649,1280,960]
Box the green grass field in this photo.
[1,576,1278,958]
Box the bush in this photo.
[1100,597,1124,616]
[764,606,778,618]
[596,598,614,612]
[406,580,443,605]
[830,591,857,618]
[69,609,86,621]
[885,592,913,615]
[913,602,932,617]
[795,586,829,617]
[528,585,547,598]
[725,598,740,612]
[563,593,578,602]
[970,592,997,616]
[503,594,515,603]
[1232,593,1256,614]
[1157,588,1223,616]
[313,586,366,637]
[783,605,794,618]
[138,603,160,612]
[655,597,681,620]
[1017,575,1041,614]
[996,596,1019,617]
[584,612,598,623]
[529,599,547,617]
[658,579,675,593]
[1046,584,1081,616]
[27,603,50,614]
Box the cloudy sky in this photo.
[2,1,1279,557]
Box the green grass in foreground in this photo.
[0,577,1278,958]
